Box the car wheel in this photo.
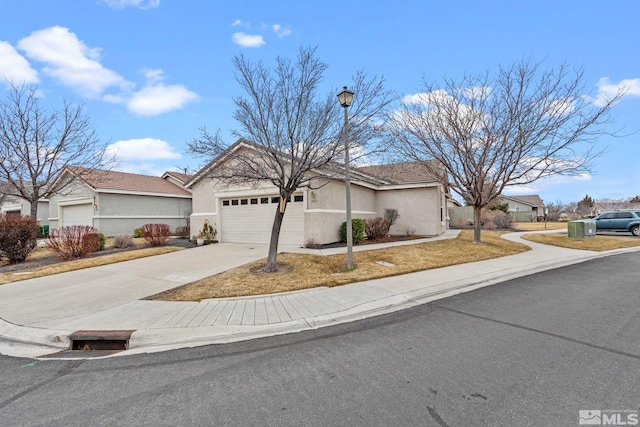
[632,225,640,237]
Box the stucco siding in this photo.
[92,193,191,236]
[376,186,445,236]
[48,180,95,230]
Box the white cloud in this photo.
[141,68,165,84]
[232,32,266,48]
[0,41,39,86]
[272,24,291,38]
[231,19,244,27]
[127,83,198,116]
[124,68,198,116]
[17,26,127,98]
[504,173,592,195]
[101,0,160,9]
[402,90,451,106]
[593,77,640,106]
[106,138,181,161]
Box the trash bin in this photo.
[568,220,596,238]
[41,225,49,238]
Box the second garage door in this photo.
[61,203,94,227]
[220,194,304,245]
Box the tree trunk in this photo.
[29,196,38,219]
[473,206,483,243]
[264,199,287,272]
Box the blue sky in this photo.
[0,0,638,204]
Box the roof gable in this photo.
[188,139,446,189]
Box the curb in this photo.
[2,242,639,360]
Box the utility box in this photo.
[568,220,596,238]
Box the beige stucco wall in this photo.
[190,172,447,245]
[304,179,378,244]
[188,177,220,239]
[376,185,445,236]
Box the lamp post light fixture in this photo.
[337,86,355,270]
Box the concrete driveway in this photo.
[0,242,272,327]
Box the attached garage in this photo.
[61,203,94,227]
[220,194,304,245]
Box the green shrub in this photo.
[0,215,39,264]
[133,227,143,238]
[489,202,510,214]
[339,218,365,244]
[86,233,106,250]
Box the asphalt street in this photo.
[0,252,638,426]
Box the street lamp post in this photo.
[337,86,355,270]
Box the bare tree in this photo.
[388,60,623,242]
[187,46,392,272]
[0,84,112,219]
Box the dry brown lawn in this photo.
[521,233,640,251]
[0,238,182,285]
[513,222,567,231]
[149,230,530,301]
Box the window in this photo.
[250,198,258,205]
[222,200,230,206]
[261,197,269,204]
[231,199,239,206]
[271,197,279,203]
[615,212,633,219]
[599,213,614,219]
[294,195,303,202]
[240,199,248,205]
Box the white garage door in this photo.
[221,194,304,245]
[61,203,93,227]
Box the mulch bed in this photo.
[306,235,429,250]
[0,238,196,274]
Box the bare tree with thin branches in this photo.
[187,46,392,272]
[388,60,624,243]
[0,83,113,219]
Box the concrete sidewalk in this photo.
[1,231,638,359]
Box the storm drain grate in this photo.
[69,330,135,351]
[38,330,136,358]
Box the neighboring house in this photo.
[187,140,449,246]
[48,167,192,236]
[500,194,545,221]
[593,201,640,216]
[0,183,49,225]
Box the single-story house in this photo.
[499,194,545,221]
[0,196,49,225]
[186,140,449,246]
[0,183,50,225]
[47,167,192,236]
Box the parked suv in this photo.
[593,210,640,236]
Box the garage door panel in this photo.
[221,195,304,245]
[61,204,93,227]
